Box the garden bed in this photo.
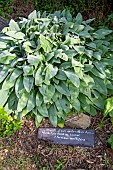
[0,0,113,169]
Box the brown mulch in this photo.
[5,0,35,20]
[0,114,113,170]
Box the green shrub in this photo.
[0,10,113,127]
[0,106,22,137]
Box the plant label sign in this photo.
[37,128,95,147]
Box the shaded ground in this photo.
[0,113,113,170]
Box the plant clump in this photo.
[0,10,113,127]
[0,106,22,137]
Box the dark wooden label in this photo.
[37,128,95,147]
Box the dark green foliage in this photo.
[0,10,113,127]
[0,0,13,18]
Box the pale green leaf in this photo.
[27,54,43,66]
[104,97,113,116]
[10,68,23,81]
[17,90,29,112]
[45,64,58,81]
[15,76,24,98]
[0,67,8,83]
[35,67,43,86]
[40,34,51,52]
[5,31,25,39]
[0,42,7,49]
[0,89,9,106]
[0,51,16,64]
[9,19,20,31]
[27,90,35,112]
[28,10,37,19]
[23,76,34,92]
[2,75,15,90]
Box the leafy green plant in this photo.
[108,134,113,149]
[0,10,113,127]
[0,106,22,137]
[104,97,113,125]
[55,159,65,170]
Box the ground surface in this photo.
[0,113,113,170]
[0,0,113,169]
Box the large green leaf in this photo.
[55,82,70,96]
[69,83,79,100]
[9,19,20,31]
[55,99,63,113]
[90,67,106,79]
[49,104,57,127]
[0,67,8,83]
[104,97,113,116]
[0,89,9,106]
[40,34,52,52]
[93,29,112,39]
[17,90,29,112]
[0,51,16,64]
[27,54,43,66]
[64,70,80,87]
[5,31,25,39]
[28,10,37,19]
[90,106,97,116]
[35,113,43,127]
[2,75,15,90]
[45,64,58,81]
[92,76,107,95]
[36,91,43,107]
[37,103,48,117]
[27,90,35,113]
[72,98,80,112]
[0,42,7,49]
[15,76,24,98]
[10,68,23,81]
[8,91,18,111]
[59,96,70,113]
[43,84,55,103]
[35,66,43,86]
[23,65,34,75]
[79,31,91,38]
[79,93,91,113]
[75,13,82,24]
[91,96,104,109]
[23,76,34,92]
[55,70,67,80]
